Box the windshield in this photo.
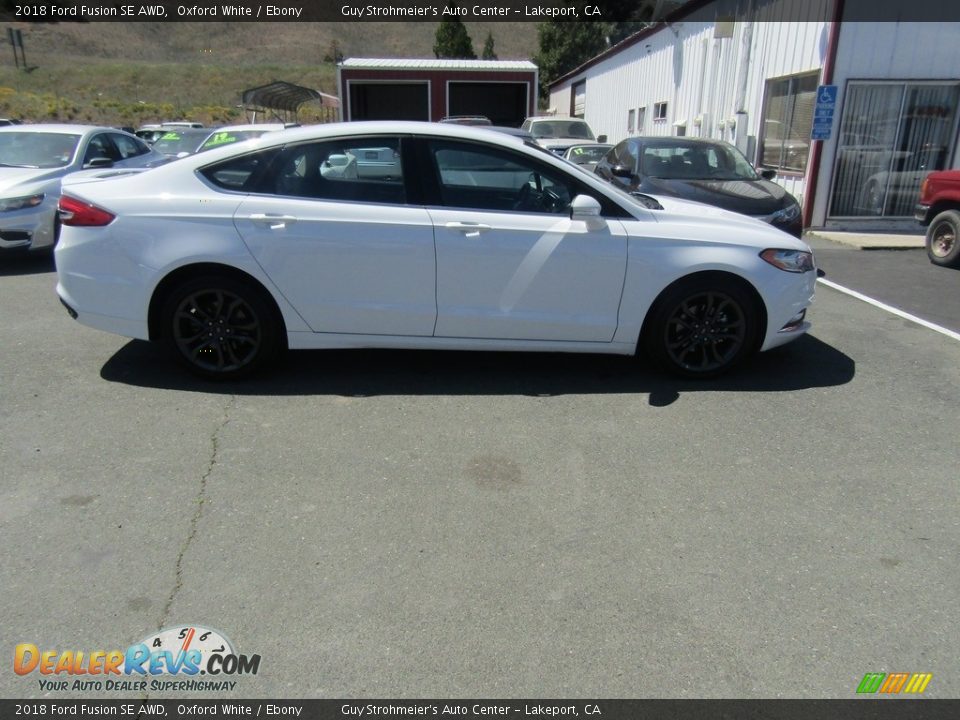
[0,132,80,168]
[639,141,759,181]
[529,120,595,141]
[151,131,207,156]
[198,130,271,152]
[567,145,611,164]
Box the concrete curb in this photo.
[805,230,926,250]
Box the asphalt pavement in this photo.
[1,250,958,700]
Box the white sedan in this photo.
[55,121,816,379]
[0,125,162,252]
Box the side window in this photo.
[83,134,120,165]
[613,141,637,171]
[427,140,574,215]
[110,133,148,159]
[263,137,405,205]
[199,148,282,191]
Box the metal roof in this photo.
[241,81,340,114]
[340,58,537,72]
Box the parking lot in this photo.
[1,247,958,698]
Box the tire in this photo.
[925,209,960,268]
[160,275,283,380]
[642,276,760,379]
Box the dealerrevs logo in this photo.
[14,624,261,692]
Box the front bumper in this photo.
[915,203,930,224]
[0,198,57,251]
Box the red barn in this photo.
[337,58,539,127]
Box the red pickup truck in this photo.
[916,170,960,268]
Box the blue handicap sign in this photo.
[817,85,838,107]
[812,85,838,140]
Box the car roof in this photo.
[200,121,531,149]
[0,124,122,135]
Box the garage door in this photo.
[448,82,528,127]
[349,83,429,121]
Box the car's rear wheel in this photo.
[643,276,760,378]
[925,209,960,268]
[160,275,282,379]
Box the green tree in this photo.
[481,32,497,61]
[533,22,608,100]
[433,4,476,59]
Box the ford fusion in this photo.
[55,122,816,380]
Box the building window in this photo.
[759,71,819,173]
[627,109,635,134]
[637,107,646,134]
[829,82,959,218]
[571,80,586,118]
[654,102,668,122]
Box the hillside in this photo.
[0,21,541,125]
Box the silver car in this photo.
[0,124,163,252]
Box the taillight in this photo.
[58,195,115,227]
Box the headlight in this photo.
[0,193,45,213]
[770,202,801,223]
[760,248,814,273]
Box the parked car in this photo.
[0,124,163,252]
[520,116,606,156]
[196,123,295,153]
[915,170,960,268]
[484,126,534,141]
[150,128,214,160]
[56,121,815,380]
[563,143,614,171]
[595,136,803,238]
[439,116,492,126]
[135,122,206,146]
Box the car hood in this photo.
[0,167,65,193]
[628,192,810,251]
[640,176,794,216]
[538,138,593,148]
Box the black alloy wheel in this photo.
[162,276,282,379]
[644,277,758,378]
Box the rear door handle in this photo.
[445,221,491,237]
[248,213,298,229]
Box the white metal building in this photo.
[548,0,960,230]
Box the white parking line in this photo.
[817,277,960,342]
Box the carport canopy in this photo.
[240,81,340,123]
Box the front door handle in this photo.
[248,213,298,229]
[445,221,491,237]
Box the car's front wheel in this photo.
[160,275,283,379]
[642,276,760,378]
[925,209,960,268]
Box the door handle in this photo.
[445,221,491,237]
[248,213,298,229]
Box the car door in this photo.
[230,137,436,336]
[422,138,628,342]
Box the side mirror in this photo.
[597,134,608,143]
[759,168,777,180]
[84,157,114,169]
[611,164,634,180]
[570,194,602,219]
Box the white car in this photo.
[521,116,605,156]
[55,121,816,379]
[0,124,162,252]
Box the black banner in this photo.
[1,700,959,720]
[7,0,960,23]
